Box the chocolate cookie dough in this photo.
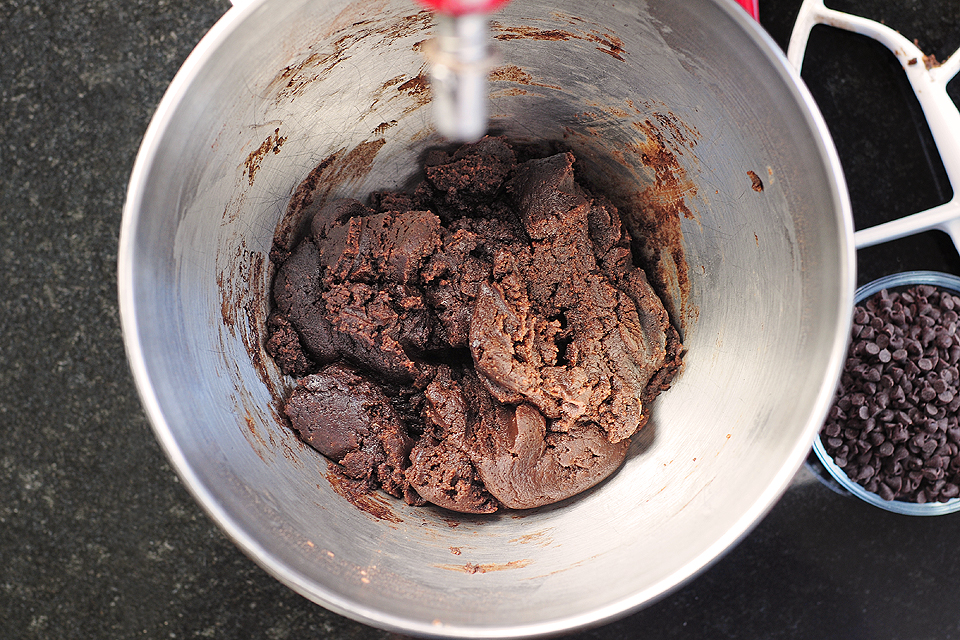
[266,137,683,513]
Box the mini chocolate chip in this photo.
[877,482,895,500]
[922,467,943,482]
[890,424,910,442]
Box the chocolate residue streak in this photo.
[239,250,298,448]
[266,11,431,104]
[244,128,286,186]
[363,71,431,121]
[490,65,531,83]
[397,74,430,101]
[269,49,343,103]
[218,236,306,465]
[489,88,532,98]
[747,170,763,192]
[438,559,533,574]
[586,102,631,119]
[244,414,268,454]
[591,34,625,61]
[649,112,699,151]
[509,531,554,547]
[377,10,432,43]
[489,65,562,91]
[632,119,698,221]
[271,139,387,257]
[241,251,269,374]
[492,24,624,60]
[325,465,403,523]
[563,107,697,331]
[493,26,573,42]
[218,270,233,328]
[380,74,408,91]
[373,120,398,135]
[320,0,386,39]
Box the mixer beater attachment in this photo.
[788,0,960,253]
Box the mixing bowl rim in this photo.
[117,0,856,636]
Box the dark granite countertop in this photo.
[3,0,960,637]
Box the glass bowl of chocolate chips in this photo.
[815,271,960,515]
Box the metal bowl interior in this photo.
[813,271,960,516]
[118,0,855,636]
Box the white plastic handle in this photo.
[788,0,960,252]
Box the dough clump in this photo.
[266,137,683,513]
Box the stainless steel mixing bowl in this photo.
[118,0,855,636]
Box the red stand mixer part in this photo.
[417,0,758,141]
[736,0,759,20]
[417,0,510,16]
[418,0,757,20]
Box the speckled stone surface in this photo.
[3,0,960,638]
